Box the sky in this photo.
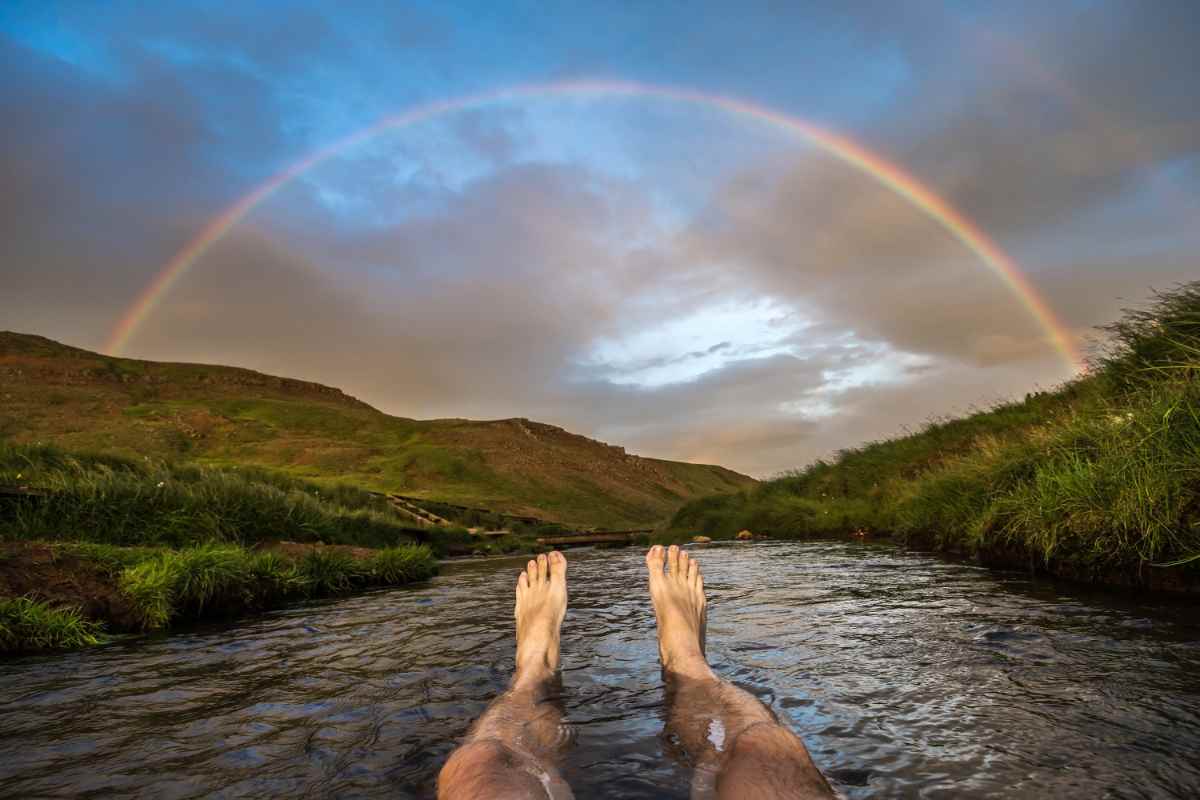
[2,1,1198,477]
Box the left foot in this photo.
[514,552,568,686]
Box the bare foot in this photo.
[647,544,714,681]
[514,551,568,687]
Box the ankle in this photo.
[511,659,556,691]
[663,652,713,682]
[515,640,559,678]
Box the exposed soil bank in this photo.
[0,542,141,631]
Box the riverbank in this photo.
[670,284,1200,595]
[0,540,437,653]
[0,445,451,652]
[0,443,579,653]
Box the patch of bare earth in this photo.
[0,542,142,631]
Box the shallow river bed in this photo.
[2,541,1199,798]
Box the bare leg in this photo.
[647,544,836,800]
[438,552,574,800]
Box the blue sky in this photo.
[2,0,1197,475]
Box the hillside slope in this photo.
[0,332,754,528]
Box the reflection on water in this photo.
[1,541,1199,798]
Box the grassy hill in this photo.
[0,332,754,529]
[669,283,1200,593]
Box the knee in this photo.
[728,721,801,756]
[716,723,832,799]
[437,739,547,800]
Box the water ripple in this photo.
[1,542,1198,798]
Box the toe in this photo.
[527,559,539,586]
[668,544,680,576]
[537,553,549,582]
[517,570,528,596]
[646,545,665,574]
[677,550,690,582]
[549,551,567,579]
[686,556,700,586]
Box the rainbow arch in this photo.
[104,79,1083,371]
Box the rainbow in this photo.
[104,79,1083,371]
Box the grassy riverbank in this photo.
[0,448,447,652]
[0,540,436,653]
[670,284,1200,592]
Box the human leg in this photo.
[438,552,573,800]
[646,544,835,800]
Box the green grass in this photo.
[670,283,1200,587]
[0,444,424,549]
[0,540,437,649]
[362,544,437,583]
[118,543,437,631]
[0,597,103,653]
[0,440,445,648]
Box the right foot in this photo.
[647,545,713,681]
[514,551,568,686]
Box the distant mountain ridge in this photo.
[0,332,755,528]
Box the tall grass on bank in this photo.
[0,445,424,550]
[0,447,391,514]
[119,543,437,630]
[670,283,1200,582]
[0,542,436,650]
[0,597,102,653]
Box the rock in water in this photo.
[736,530,754,541]
[691,535,712,543]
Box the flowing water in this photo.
[2,541,1199,799]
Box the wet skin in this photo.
[437,547,835,799]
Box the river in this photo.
[1,541,1198,798]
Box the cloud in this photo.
[0,32,277,341]
[672,2,1200,372]
[451,108,524,165]
[1,1,1197,482]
